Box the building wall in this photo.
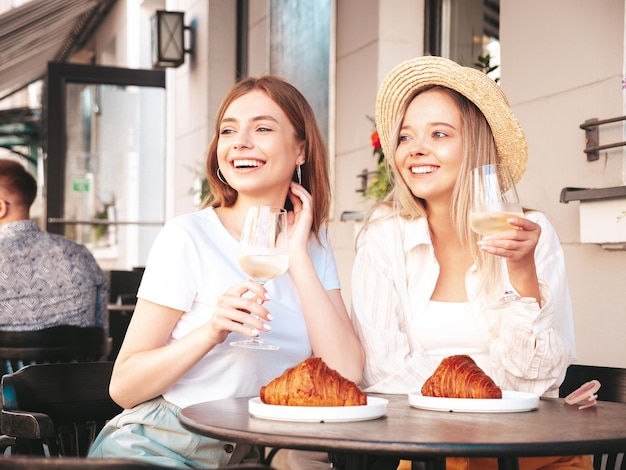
[503,0,626,368]
[215,0,626,368]
[331,0,425,311]
[331,0,626,368]
[86,0,625,368]
[163,0,237,219]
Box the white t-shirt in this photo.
[137,207,340,408]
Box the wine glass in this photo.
[469,164,524,307]
[230,206,289,350]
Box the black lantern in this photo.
[151,10,191,68]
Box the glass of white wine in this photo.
[469,164,524,307]
[230,206,289,350]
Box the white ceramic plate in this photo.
[408,390,539,413]
[248,396,388,422]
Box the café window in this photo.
[425,0,500,80]
[268,0,332,146]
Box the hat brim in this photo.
[375,56,527,183]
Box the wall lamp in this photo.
[151,10,193,68]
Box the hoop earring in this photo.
[296,164,302,185]
[216,168,228,185]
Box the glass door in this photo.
[425,0,500,77]
[46,63,166,271]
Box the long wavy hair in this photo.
[203,76,331,238]
[364,85,504,298]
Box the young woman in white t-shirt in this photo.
[88,76,364,468]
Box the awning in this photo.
[0,0,116,101]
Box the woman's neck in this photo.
[424,199,456,239]
[214,205,247,240]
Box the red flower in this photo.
[370,130,381,150]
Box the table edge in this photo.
[178,405,626,458]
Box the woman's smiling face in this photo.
[217,90,304,200]
[394,88,464,206]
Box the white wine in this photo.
[469,211,524,236]
[238,254,289,283]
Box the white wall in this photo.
[88,0,626,368]
[333,0,626,368]
[331,0,425,310]
[247,0,269,76]
[503,0,626,367]
[163,0,237,219]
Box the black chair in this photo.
[0,456,170,469]
[0,326,111,374]
[107,269,143,305]
[0,455,274,469]
[0,362,274,468]
[560,364,626,470]
[107,269,144,361]
[560,364,626,404]
[0,361,122,457]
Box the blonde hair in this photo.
[363,85,504,297]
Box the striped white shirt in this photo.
[351,208,576,397]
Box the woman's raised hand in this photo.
[286,181,314,254]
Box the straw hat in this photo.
[375,56,527,183]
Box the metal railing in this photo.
[580,116,626,161]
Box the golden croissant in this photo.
[421,354,502,399]
[260,357,367,406]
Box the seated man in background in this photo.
[0,158,108,332]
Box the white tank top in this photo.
[416,300,490,372]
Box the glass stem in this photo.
[501,257,517,300]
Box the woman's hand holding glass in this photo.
[286,181,314,254]
[470,164,523,306]
[470,164,542,306]
[206,279,272,346]
[230,206,288,350]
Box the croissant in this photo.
[260,357,367,406]
[421,355,502,399]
